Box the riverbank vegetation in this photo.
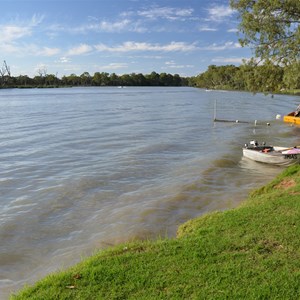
[1,60,300,95]
[0,66,188,88]
[189,60,300,95]
[12,165,300,299]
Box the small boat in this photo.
[243,141,300,166]
[283,112,300,125]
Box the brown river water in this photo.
[0,87,300,298]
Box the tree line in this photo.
[189,60,300,94]
[1,59,300,94]
[0,66,188,88]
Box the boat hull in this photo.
[243,148,300,166]
[283,112,300,125]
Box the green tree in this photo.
[0,60,11,87]
[63,73,80,86]
[16,75,32,87]
[94,72,110,86]
[283,62,300,90]
[234,63,255,91]
[134,73,147,86]
[109,73,120,86]
[80,72,92,86]
[146,71,160,86]
[120,74,133,86]
[33,75,44,86]
[173,74,183,86]
[45,74,59,86]
[230,0,300,64]
[101,72,110,86]
[159,73,171,86]
[234,59,283,93]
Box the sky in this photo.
[0,0,253,78]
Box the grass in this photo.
[279,89,300,95]
[12,165,300,299]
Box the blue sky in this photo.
[0,0,252,78]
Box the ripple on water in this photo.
[0,87,298,299]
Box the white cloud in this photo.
[206,5,235,22]
[58,57,71,63]
[0,42,60,57]
[58,18,146,34]
[165,60,194,69]
[198,26,217,32]
[68,44,93,55]
[29,14,45,27]
[100,63,128,70]
[135,55,163,59]
[0,26,31,43]
[212,57,249,64]
[94,41,198,52]
[165,60,176,65]
[39,47,60,56]
[203,42,241,51]
[87,16,98,22]
[0,14,47,57]
[228,28,238,33]
[98,19,131,32]
[137,6,194,20]
[0,14,45,43]
[93,19,147,33]
[0,43,19,53]
[63,65,82,72]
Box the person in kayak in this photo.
[294,104,300,117]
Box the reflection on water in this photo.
[239,156,283,176]
[0,87,299,298]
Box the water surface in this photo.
[1,87,299,298]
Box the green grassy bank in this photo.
[12,165,300,299]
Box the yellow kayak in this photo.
[283,112,300,125]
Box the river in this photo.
[0,87,299,298]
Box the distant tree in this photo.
[173,74,183,86]
[34,67,48,86]
[159,73,175,86]
[93,72,110,86]
[0,60,11,87]
[283,62,300,90]
[146,71,160,86]
[109,73,120,86]
[120,74,133,86]
[16,75,33,87]
[33,75,43,86]
[80,72,92,86]
[45,74,59,86]
[37,67,47,78]
[134,73,147,86]
[102,72,110,85]
[65,73,80,86]
[92,72,102,86]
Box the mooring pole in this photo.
[213,99,217,121]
